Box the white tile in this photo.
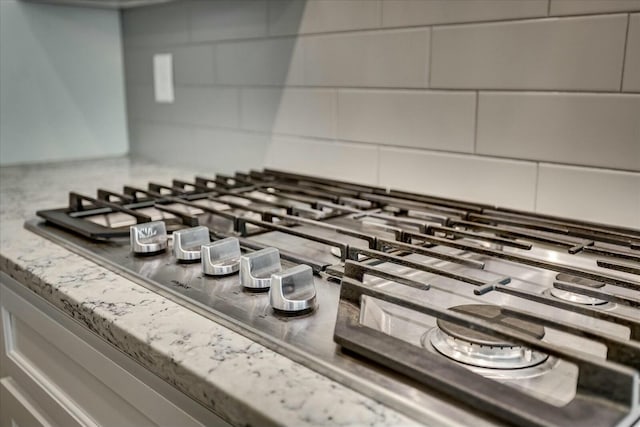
[241,88,336,138]
[171,45,215,85]
[623,14,640,92]
[191,128,269,174]
[126,85,240,128]
[379,148,538,209]
[338,90,475,153]
[122,2,189,47]
[550,0,640,15]
[477,92,640,171]
[190,0,268,42]
[382,0,548,27]
[130,121,268,173]
[174,87,239,128]
[129,121,193,161]
[265,137,378,185]
[536,164,640,228]
[304,29,429,88]
[431,15,628,91]
[216,37,303,85]
[269,0,381,36]
[128,84,178,122]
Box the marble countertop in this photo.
[0,157,419,427]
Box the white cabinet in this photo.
[1,377,52,427]
[0,272,230,427]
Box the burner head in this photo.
[548,288,608,305]
[549,274,607,305]
[430,304,548,369]
[437,304,545,346]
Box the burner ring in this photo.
[428,304,549,369]
[427,328,549,369]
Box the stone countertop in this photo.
[0,157,419,427]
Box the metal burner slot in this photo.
[336,260,640,427]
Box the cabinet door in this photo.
[1,376,52,427]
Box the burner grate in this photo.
[336,260,640,427]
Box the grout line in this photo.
[334,89,339,141]
[427,27,433,88]
[473,91,479,154]
[301,32,307,86]
[123,81,640,95]
[547,0,551,17]
[620,13,632,92]
[533,162,540,211]
[378,0,383,27]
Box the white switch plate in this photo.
[153,53,174,103]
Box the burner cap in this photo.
[436,304,545,347]
[430,305,548,369]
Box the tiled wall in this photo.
[123,0,640,228]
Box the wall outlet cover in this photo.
[153,53,174,103]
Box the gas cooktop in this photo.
[26,169,640,427]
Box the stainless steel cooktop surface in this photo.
[26,169,640,427]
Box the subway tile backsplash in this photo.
[536,164,640,228]
[476,92,640,170]
[431,15,628,91]
[241,88,336,138]
[123,0,640,227]
[131,122,269,174]
[265,137,379,185]
[215,37,304,85]
[379,148,538,210]
[303,29,430,87]
[337,89,476,152]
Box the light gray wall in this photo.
[122,0,640,227]
[0,0,128,165]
